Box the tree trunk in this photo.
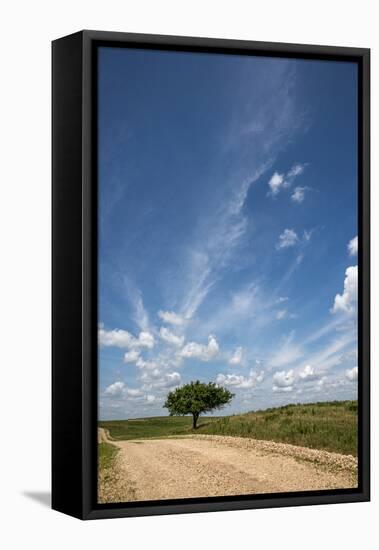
[192,413,199,429]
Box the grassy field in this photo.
[99,400,358,456]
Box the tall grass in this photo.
[199,401,358,456]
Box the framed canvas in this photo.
[52,30,370,520]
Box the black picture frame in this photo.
[52,30,370,520]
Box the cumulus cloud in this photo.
[180,335,219,361]
[146,394,156,404]
[272,369,295,392]
[104,381,143,399]
[267,163,306,197]
[104,381,126,397]
[99,326,155,349]
[142,371,181,390]
[291,186,308,203]
[332,266,358,314]
[126,388,143,397]
[158,310,185,326]
[268,172,285,196]
[123,350,140,363]
[159,327,185,347]
[348,236,358,256]
[276,228,299,249]
[299,364,318,380]
[229,347,243,366]
[216,369,264,389]
[138,331,155,348]
[136,357,158,370]
[164,372,181,386]
[345,366,358,382]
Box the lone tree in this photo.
[164,380,234,429]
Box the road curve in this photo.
[98,429,357,503]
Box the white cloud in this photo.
[99,326,155,349]
[104,381,125,397]
[158,310,185,326]
[124,281,150,331]
[299,364,318,380]
[268,163,306,198]
[273,385,294,393]
[268,171,285,196]
[104,382,143,399]
[345,366,358,382]
[272,369,295,392]
[229,346,243,366]
[180,335,220,362]
[276,309,288,320]
[216,369,264,389]
[138,331,155,348]
[159,327,185,347]
[291,186,308,203]
[99,327,134,348]
[276,296,289,304]
[136,357,158,370]
[301,333,356,373]
[146,394,156,404]
[303,229,312,242]
[123,350,140,363]
[143,371,181,389]
[348,236,358,256]
[332,266,358,314]
[164,372,181,387]
[126,388,143,397]
[287,163,305,178]
[276,228,299,249]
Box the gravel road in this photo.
[98,429,357,503]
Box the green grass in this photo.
[98,441,119,471]
[99,400,358,456]
[99,415,221,440]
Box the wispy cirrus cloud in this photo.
[124,277,151,332]
[170,63,306,324]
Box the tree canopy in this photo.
[164,380,234,429]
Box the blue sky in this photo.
[98,47,358,420]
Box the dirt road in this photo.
[98,429,357,503]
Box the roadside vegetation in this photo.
[98,441,125,504]
[99,400,358,456]
[98,441,119,470]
